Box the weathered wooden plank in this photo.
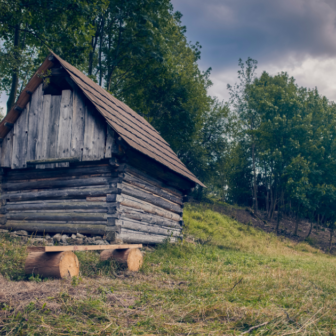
[70,89,86,159]
[110,208,181,228]
[27,84,43,161]
[122,172,183,205]
[27,157,80,166]
[105,125,115,158]
[5,173,112,185]
[120,183,183,213]
[12,103,29,169]
[5,222,107,234]
[35,94,52,169]
[7,212,108,221]
[6,202,111,212]
[45,95,62,168]
[7,219,107,224]
[1,127,14,167]
[6,165,112,181]
[83,104,106,161]
[109,218,181,236]
[8,208,107,213]
[116,228,178,244]
[3,176,120,191]
[4,184,110,195]
[117,163,183,197]
[1,187,117,202]
[57,90,73,167]
[108,194,181,222]
[27,244,142,253]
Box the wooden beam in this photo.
[4,122,14,129]
[26,157,80,166]
[0,53,55,139]
[27,244,142,253]
[1,187,117,202]
[14,106,24,113]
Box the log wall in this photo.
[0,163,183,244]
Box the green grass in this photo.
[1,204,336,334]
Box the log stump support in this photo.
[100,248,143,271]
[24,246,143,279]
[25,251,79,279]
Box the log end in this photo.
[25,251,80,279]
[100,248,143,271]
[126,248,143,271]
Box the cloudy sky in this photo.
[171,0,336,102]
[2,0,336,110]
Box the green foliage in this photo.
[224,63,336,237]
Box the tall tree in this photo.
[228,58,259,213]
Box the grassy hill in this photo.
[1,203,336,335]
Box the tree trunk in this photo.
[276,207,281,234]
[329,227,334,252]
[268,187,273,220]
[88,37,95,76]
[251,139,258,213]
[271,188,277,220]
[266,189,269,214]
[306,220,313,239]
[88,23,100,76]
[294,204,300,236]
[99,16,105,86]
[275,189,284,234]
[6,24,20,114]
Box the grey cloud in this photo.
[171,0,336,70]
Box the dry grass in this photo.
[0,204,336,335]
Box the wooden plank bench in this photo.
[25,244,143,279]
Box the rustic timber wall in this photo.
[0,163,183,244]
[0,84,115,169]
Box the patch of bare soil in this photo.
[192,201,334,252]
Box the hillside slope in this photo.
[0,203,336,335]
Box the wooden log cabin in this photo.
[0,52,205,244]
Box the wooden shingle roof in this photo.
[0,52,205,187]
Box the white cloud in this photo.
[207,56,336,103]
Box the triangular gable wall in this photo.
[1,84,114,169]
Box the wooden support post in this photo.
[100,248,143,271]
[25,251,79,279]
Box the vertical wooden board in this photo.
[1,127,14,167]
[83,104,106,161]
[27,84,43,161]
[57,90,73,167]
[46,95,62,167]
[36,94,51,169]
[12,103,30,169]
[105,125,115,158]
[70,89,85,160]
[94,114,106,160]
